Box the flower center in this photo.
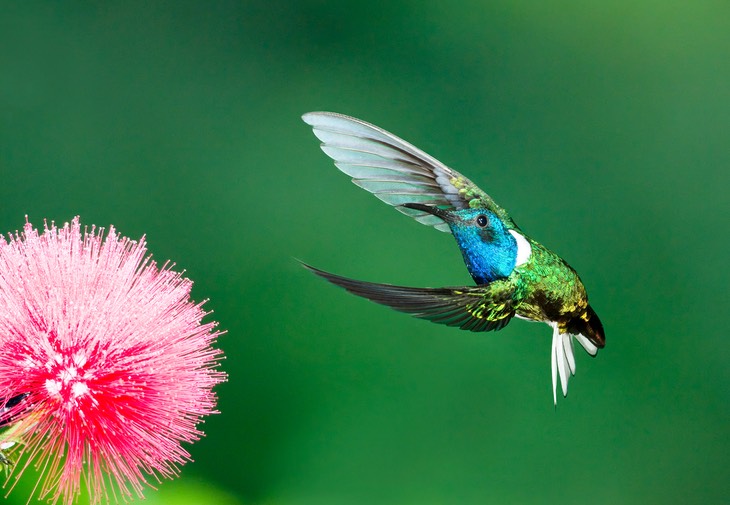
[42,347,94,409]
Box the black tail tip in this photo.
[567,305,605,349]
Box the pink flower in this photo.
[0,217,226,505]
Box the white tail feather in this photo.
[550,323,593,405]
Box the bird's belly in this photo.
[511,241,589,324]
[514,303,552,323]
[515,283,588,324]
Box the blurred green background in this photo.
[1,1,728,504]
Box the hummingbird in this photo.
[301,111,605,404]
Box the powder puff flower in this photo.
[0,217,226,505]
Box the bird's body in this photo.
[302,111,604,403]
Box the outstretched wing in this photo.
[302,112,518,232]
[302,262,517,332]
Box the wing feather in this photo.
[303,111,518,232]
[302,262,517,333]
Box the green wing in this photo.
[303,263,518,332]
[302,112,519,232]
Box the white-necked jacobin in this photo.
[301,111,605,404]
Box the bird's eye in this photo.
[476,214,489,228]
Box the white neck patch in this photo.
[508,230,532,267]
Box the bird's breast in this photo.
[512,242,589,323]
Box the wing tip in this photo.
[297,259,329,279]
[302,111,349,127]
[302,111,325,124]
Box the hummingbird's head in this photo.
[402,203,520,284]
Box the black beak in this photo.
[401,203,454,223]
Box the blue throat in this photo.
[452,228,517,284]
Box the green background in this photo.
[1,2,728,504]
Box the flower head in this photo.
[0,217,226,504]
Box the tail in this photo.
[566,305,605,352]
[552,306,605,404]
